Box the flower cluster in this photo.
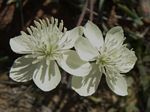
[9,17,137,96]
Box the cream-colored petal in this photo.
[84,21,104,49]
[115,47,137,73]
[105,26,124,51]
[57,50,91,76]
[33,60,61,92]
[9,55,37,82]
[71,64,102,96]
[75,36,99,61]
[59,26,83,49]
[10,36,33,54]
[106,74,128,96]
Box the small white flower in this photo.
[9,17,91,91]
[72,21,137,96]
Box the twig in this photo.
[86,8,98,16]
[89,0,96,21]
[76,0,89,26]
[18,0,24,28]
[0,80,18,85]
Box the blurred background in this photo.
[0,0,150,112]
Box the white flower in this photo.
[72,21,137,96]
[9,17,91,91]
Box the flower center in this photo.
[44,44,62,60]
[96,54,110,66]
[33,42,62,61]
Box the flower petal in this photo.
[59,26,83,49]
[116,47,137,73]
[105,26,124,50]
[33,60,61,92]
[71,64,102,96]
[57,50,91,76]
[74,36,99,61]
[106,75,128,96]
[10,36,33,54]
[84,21,104,49]
[9,55,37,82]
